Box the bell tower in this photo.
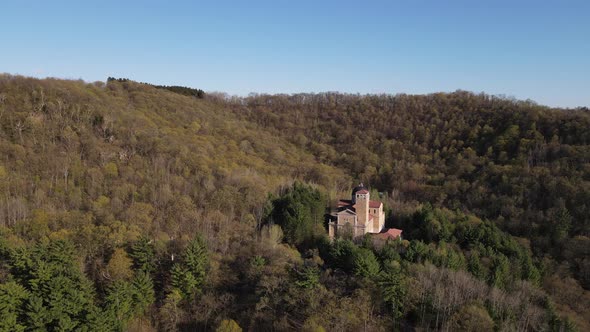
[355,189,370,226]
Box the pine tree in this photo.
[24,295,48,330]
[168,236,209,298]
[353,248,381,278]
[491,254,510,289]
[131,271,155,316]
[270,182,326,245]
[184,236,208,286]
[104,280,134,330]
[0,282,29,332]
[293,265,320,289]
[130,236,156,273]
[468,252,486,280]
[171,264,199,298]
[378,267,407,324]
[7,240,104,331]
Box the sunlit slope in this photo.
[0,75,348,231]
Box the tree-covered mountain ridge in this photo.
[0,74,588,331]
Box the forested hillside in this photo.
[0,75,588,331]
[230,91,590,279]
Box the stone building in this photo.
[328,184,386,239]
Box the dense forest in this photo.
[0,74,588,331]
[107,77,206,99]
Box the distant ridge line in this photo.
[106,77,205,99]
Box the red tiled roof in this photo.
[356,189,369,194]
[337,200,352,207]
[369,200,382,208]
[372,228,403,240]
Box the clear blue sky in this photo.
[1,0,589,107]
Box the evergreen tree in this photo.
[270,182,326,245]
[170,235,209,298]
[468,252,486,280]
[104,280,134,330]
[327,239,357,272]
[378,266,407,324]
[6,240,104,331]
[131,271,155,316]
[0,282,29,332]
[130,236,156,273]
[293,265,320,289]
[184,236,208,286]
[353,248,381,278]
[490,254,510,289]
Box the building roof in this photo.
[338,199,352,207]
[337,209,356,216]
[372,228,403,240]
[356,189,369,195]
[352,183,368,196]
[369,200,382,208]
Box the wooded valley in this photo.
[0,74,588,331]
